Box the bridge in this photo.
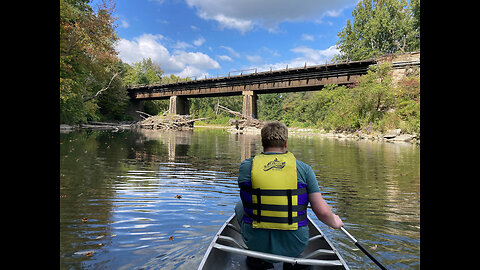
[127,52,420,119]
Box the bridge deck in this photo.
[127,59,376,100]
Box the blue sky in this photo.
[107,0,359,78]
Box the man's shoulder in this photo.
[241,157,254,163]
[240,157,254,167]
[238,157,254,183]
[295,159,313,172]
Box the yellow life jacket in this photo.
[245,152,307,230]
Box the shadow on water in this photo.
[60,129,419,269]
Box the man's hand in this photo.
[331,214,344,229]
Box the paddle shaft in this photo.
[340,227,388,270]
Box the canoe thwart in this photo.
[226,223,241,234]
[308,234,324,242]
[303,249,336,259]
[213,243,344,267]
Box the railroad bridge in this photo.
[126,52,419,119]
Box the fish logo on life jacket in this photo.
[263,158,286,171]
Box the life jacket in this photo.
[239,152,308,230]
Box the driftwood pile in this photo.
[215,104,265,131]
[136,114,208,130]
[228,118,264,129]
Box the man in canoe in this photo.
[235,121,344,269]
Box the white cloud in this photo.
[119,19,130,28]
[184,0,355,33]
[290,45,340,64]
[199,12,253,34]
[219,46,241,58]
[301,34,315,41]
[115,33,220,78]
[174,41,194,50]
[217,55,233,62]
[193,36,206,46]
[252,45,340,73]
[246,55,262,63]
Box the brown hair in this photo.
[261,121,288,148]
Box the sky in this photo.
[106,0,360,79]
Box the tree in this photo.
[335,0,420,61]
[161,74,191,84]
[120,58,168,115]
[258,93,284,121]
[122,58,163,85]
[60,0,122,124]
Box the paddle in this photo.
[340,227,389,270]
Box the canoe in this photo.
[198,213,350,269]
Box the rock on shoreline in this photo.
[288,128,419,144]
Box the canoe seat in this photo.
[217,235,248,249]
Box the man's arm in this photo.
[308,192,344,229]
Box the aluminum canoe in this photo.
[198,213,350,269]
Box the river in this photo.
[59,128,420,269]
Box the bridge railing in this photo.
[217,68,258,78]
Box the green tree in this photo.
[123,58,163,85]
[122,58,167,115]
[335,0,420,61]
[96,62,130,120]
[60,0,122,124]
[258,93,284,121]
[161,74,191,84]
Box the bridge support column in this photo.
[242,91,257,119]
[169,96,190,115]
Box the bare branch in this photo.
[84,72,119,102]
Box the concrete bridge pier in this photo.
[169,96,190,115]
[242,91,258,119]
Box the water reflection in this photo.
[60,129,419,269]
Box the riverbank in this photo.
[288,127,419,145]
[195,122,419,144]
[60,121,419,145]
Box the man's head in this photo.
[261,121,288,149]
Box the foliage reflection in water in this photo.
[60,128,419,269]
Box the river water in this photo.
[59,128,420,269]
